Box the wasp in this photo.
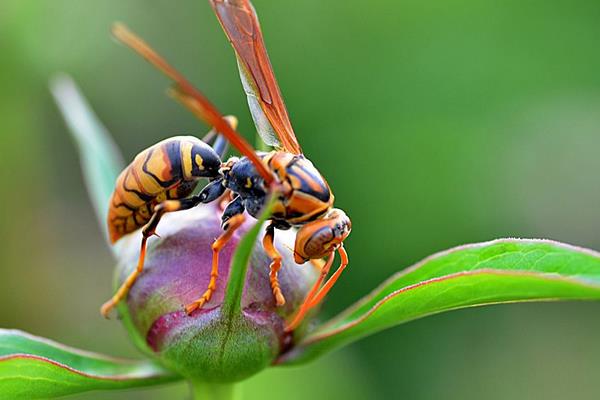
[102,0,351,331]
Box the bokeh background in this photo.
[2,0,600,399]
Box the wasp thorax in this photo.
[113,203,317,382]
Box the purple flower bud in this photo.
[112,202,317,382]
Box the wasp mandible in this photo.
[102,0,351,332]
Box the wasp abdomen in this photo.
[107,136,222,243]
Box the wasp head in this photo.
[293,208,351,263]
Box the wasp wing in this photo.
[111,23,274,184]
[210,0,303,155]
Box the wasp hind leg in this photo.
[100,232,151,318]
[185,195,246,314]
[101,200,190,317]
[100,183,226,318]
[201,115,237,157]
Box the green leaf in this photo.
[281,239,600,364]
[0,329,178,399]
[49,74,124,247]
[222,196,276,319]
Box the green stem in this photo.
[191,380,239,400]
[221,196,276,319]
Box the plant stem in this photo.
[221,196,275,319]
[190,380,239,400]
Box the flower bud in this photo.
[112,202,317,382]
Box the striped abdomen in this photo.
[107,136,222,243]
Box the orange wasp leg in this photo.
[263,223,286,306]
[285,252,336,332]
[185,213,246,314]
[100,235,149,318]
[309,257,326,271]
[308,244,349,308]
[101,199,196,318]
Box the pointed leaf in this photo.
[281,239,600,364]
[50,75,124,246]
[0,329,178,399]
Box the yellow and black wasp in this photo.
[102,0,351,332]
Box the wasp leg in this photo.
[220,195,245,228]
[212,115,238,158]
[185,197,245,314]
[100,197,205,318]
[198,177,227,203]
[100,235,150,318]
[263,223,286,306]
[307,244,349,308]
[309,258,326,271]
[212,135,228,158]
[202,115,236,157]
[285,252,335,332]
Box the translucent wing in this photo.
[112,23,274,184]
[210,0,303,155]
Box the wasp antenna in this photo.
[112,23,179,82]
[285,242,324,270]
[281,242,295,254]
[112,22,274,184]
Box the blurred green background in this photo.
[2,0,600,399]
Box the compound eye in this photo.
[294,225,331,264]
[302,226,335,260]
[296,220,345,262]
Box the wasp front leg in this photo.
[262,223,287,307]
[285,246,349,332]
[185,195,246,314]
[307,244,349,308]
[285,208,351,331]
[285,252,335,331]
